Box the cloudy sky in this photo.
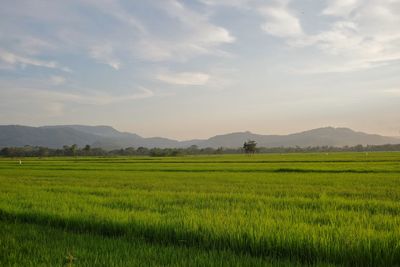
[1,0,399,139]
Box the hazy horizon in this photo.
[1,0,399,140]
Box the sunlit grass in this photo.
[0,152,399,266]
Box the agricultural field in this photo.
[0,153,399,266]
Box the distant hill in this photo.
[193,127,400,148]
[42,125,137,138]
[0,125,398,149]
[0,125,96,148]
[0,125,179,149]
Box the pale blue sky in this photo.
[0,0,399,139]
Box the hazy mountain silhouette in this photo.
[193,127,399,148]
[0,125,398,149]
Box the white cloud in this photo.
[12,36,55,56]
[314,1,400,71]
[156,67,235,90]
[89,44,120,70]
[323,0,361,16]
[81,0,146,34]
[134,0,235,62]
[291,60,389,74]
[58,87,154,105]
[0,49,70,72]
[199,0,250,8]
[1,0,235,69]
[164,0,235,44]
[265,0,400,72]
[0,1,137,71]
[206,67,238,91]
[258,1,303,38]
[157,71,210,86]
[0,86,154,106]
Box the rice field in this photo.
[0,153,399,266]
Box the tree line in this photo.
[1,143,400,157]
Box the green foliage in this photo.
[243,140,257,154]
[0,153,399,266]
[2,144,400,158]
[0,222,304,267]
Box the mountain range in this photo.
[0,125,399,149]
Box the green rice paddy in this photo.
[0,153,399,266]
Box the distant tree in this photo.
[1,147,11,157]
[63,145,70,156]
[170,149,182,156]
[202,147,215,155]
[124,147,136,155]
[70,144,78,157]
[63,144,78,156]
[187,145,199,154]
[354,144,363,152]
[38,147,49,157]
[83,145,91,155]
[1,142,400,158]
[243,140,257,154]
[215,147,224,154]
[149,148,165,157]
[136,147,149,155]
[91,147,106,156]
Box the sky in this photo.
[0,0,399,140]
